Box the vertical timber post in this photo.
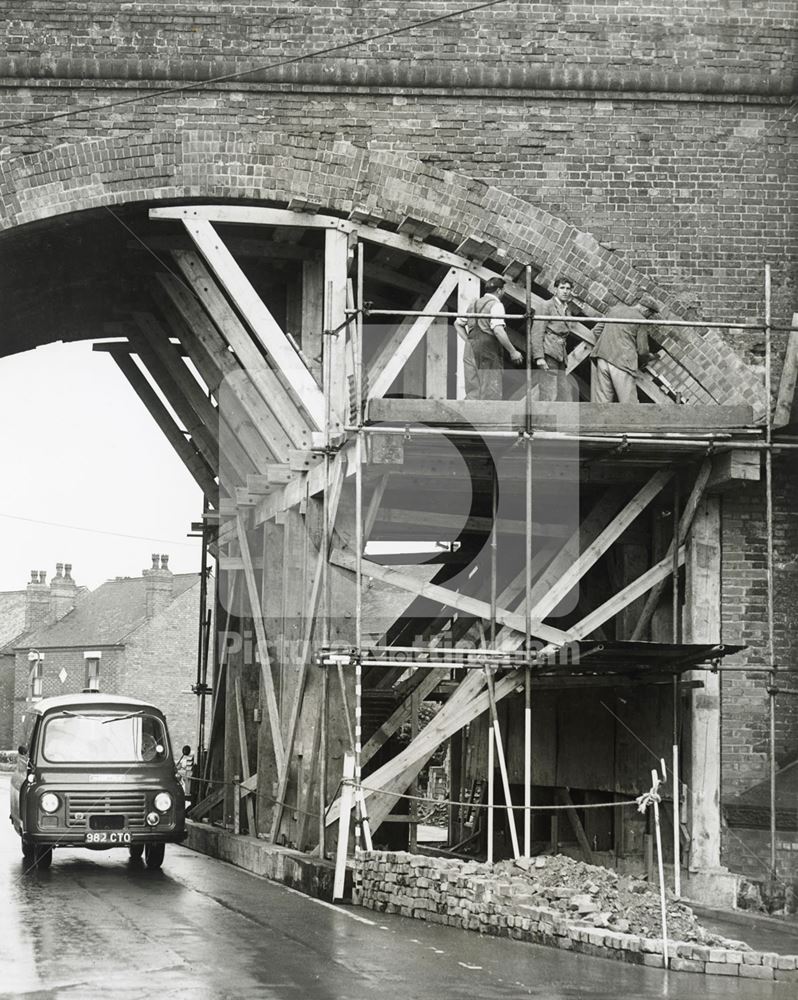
[456,273,480,399]
[685,498,722,873]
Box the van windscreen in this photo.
[42,712,168,763]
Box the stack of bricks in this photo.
[353,851,798,982]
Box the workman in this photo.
[590,294,659,403]
[454,276,523,400]
[176,744,195,802]
[530,276,579,401]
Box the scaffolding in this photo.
[98,205,798,899]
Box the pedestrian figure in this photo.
[176,744,195,802]
[454,276,523,400]
[531,276,579,401]
[590,294,659,403]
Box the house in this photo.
[3,556,204,753]
[0,585,28,746]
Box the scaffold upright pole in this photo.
[354,241,365,856]
[764,263,777,880]
[524,263,533,857]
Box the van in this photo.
[10,693,187,870]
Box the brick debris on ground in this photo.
[354,851,798,981]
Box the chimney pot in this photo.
[151,553,159,571]
[160,554,170,571]
[55,563,64,578]
[64,563,73,581]
[30,570,37,583]
[39,571,47,584]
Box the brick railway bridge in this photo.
[1,2,796,901]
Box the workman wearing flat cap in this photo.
[590,294,659,403]
[454,276,523,399]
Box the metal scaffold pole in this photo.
[524,264,534,857]
[354,240,371,853]
[764,263,778,881]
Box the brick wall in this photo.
[119,580,201,753]
[0,652,15,748]
[9,580,200,750]
[720,461,798,877]
[0,3,794,325]
[1,2,793,79]
[12,646,126,742]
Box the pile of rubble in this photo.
[501,854,741,947]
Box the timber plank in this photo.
[172,251,312,448]
[367,399,754,431]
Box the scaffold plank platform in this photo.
[366,399,756,433]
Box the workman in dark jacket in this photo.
[530,276,579,401]
[454,276,523,399]
[590,294,659,403]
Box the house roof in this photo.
[0,590,28,654]
[15,573,199,650]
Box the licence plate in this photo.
[85,831,131,845]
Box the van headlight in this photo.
[40,792,60,814]
[154,792,172,813]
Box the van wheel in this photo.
[128,844,144,861]
[145,843,165,869]
[33,846,53,870]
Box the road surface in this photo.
[1,775,789,999]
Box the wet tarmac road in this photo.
[1,776,791,1000]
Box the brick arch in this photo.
[0,130,763,413]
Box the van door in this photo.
[10,713,38,832]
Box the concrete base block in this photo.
[186,821,341,901]
[682,868,739,910]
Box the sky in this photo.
[0,341,203,593]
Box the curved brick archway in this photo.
[0,130,764,413]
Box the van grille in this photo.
[66,791,147,829]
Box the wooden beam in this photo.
[368,268,460,399]
[361,668,445,766]
[190,772,256,821]
[301,256,325,383]
[108,351,219,502]
[152,205,351,232]
[143,304,277,473]
[181,219,326,429]
[565,546,686,641]
[119,334,223,476]
[324,229,351,434]
[632,459,711,640]
[330,548,569,645]
[364,505,572,539]
[236,514,285,774]
[774,314,798,427]
[133,313,257,485]
[270,455,346,841]
[706,449,760,491]
[366,398,752,430]
[426,318,449,399]
[234,677,257,834]
[155,273,294,462]
[529,468,672,623]
[556,787,594,863]
[685,498,722,871]
[172,253,313,453]
[254,438,357,525]
[332,543,690,833]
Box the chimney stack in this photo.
[50,561,79,623]
[144,552,173,618]
[25,570,50,631]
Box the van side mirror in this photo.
[17,745,27,756]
